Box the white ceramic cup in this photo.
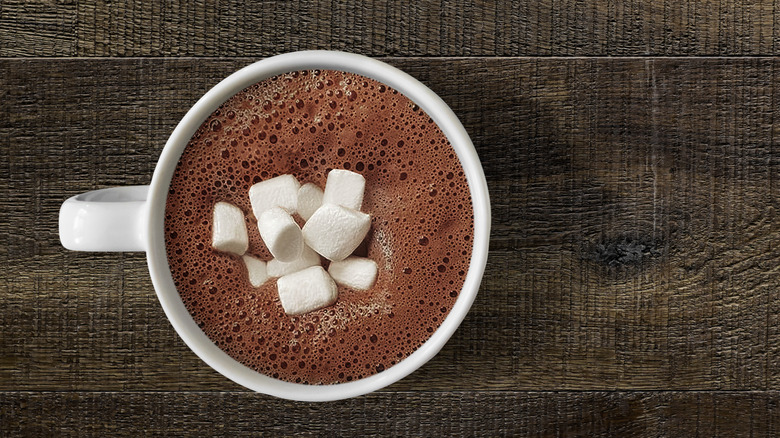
[59,51,490,401]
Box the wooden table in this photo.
[2,2,779,436]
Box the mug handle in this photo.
[59,186,149,252]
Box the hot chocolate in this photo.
[164,69,473,384]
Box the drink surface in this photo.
[165,70,473,384]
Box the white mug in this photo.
[59,51,490,401]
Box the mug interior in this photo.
[146,51,490,401]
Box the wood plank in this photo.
[0,0,77,56]
[2,1,780,56]
[1,58,778,391]
[2,391,779,436]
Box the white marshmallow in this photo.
[211,201,248,255]
[328,256,378,290]
[249,174,300,218]
[257,207,303,263]
[267,244,321,277]
[242,255,269,287]
[302,204,370,261]
[297,183,324,221]
[277,266,338,315]
[323,169,366,211]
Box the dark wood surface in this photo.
[3,0,780,56]
[4,391,780,436]
[2,2,780,437]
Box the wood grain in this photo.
[2,391,779,437]
[1,58,778,393]
[2,0,780,57]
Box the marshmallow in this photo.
[323,169,366,211]
[211,201,248,255]
[249,174,300,218]
[328,256,378,290]
[277,266,338,315]
[302,204,370,261]
[242,255,269,287]
[257,207,303,263]
[297,183,324,221]
[267,244,321,277]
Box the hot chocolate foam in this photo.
[165,70,473,384]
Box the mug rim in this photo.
[146,50,490,401]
